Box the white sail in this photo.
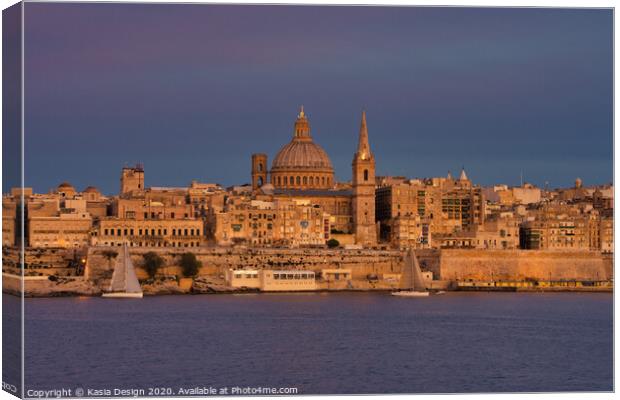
[123,245,142,294]
[104,243,142,297]
[108,250,126,292]
[393,249,429,296]
[410,249,427,292]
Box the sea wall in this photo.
[3,246,612,296]
[86,247,404,282]
[437,249,613,281]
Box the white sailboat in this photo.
[102,243,143,298]
[391,248,430,297]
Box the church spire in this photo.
[355,109,373,161]
[459,166,469,181]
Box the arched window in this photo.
[283,176,287,185]
[290,176,294,185]
[296,176,301,185]
[303,176,308,185]
[364,169,369,181]
[309,176,314,186]
[258,177,263,186]
[322,177,325,185]
[258,163,263,172]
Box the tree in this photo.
[179,252,202,278]
[326,238,340,249]
[143,252,164,280]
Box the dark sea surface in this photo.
[20,292,613,395]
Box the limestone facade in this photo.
[208,197,330,247]
[94,218,204,248]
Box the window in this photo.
[303,176,308,185]
[104,229,108,235]
[364,169,369,181]
[117,229,121,236]
[171,212,175,219]
[158,229,162,235]
[296,176,301,185]
[184,229,188,236]
[130,229,134,235]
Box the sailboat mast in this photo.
[410,249,415,290]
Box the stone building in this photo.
[375,171,485,248]
[519,204,610,251]
[2,196,17,246]
[120,163,145,196]
[28,212,93,248]
[94,168,206,248]
[261,106,335,191]
[352,111,377,246]
[208,197,330,247]
[94,218,204,248]
[248,107,377,246]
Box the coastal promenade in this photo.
[1,246,613,297]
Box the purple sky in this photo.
[7,4,613,194]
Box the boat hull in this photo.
[391,291,430,297]
[102,292,143,299]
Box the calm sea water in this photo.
[13,292,614,395]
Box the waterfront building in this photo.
[226,268,317,291]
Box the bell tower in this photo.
[120,163,144,196]
[352,110,377,246]
[251,153,268,190]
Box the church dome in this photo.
[83,186,100,193]
[58,182,75,191]
[272,140,333,171]
[270,107,335,190]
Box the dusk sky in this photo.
[11,4,614,194]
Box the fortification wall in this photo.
[3,246,612,297]
[85,247,405,282]
[438,249,613,281]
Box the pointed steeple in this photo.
[459,166,468,181]
[447,171,453,180]
[355,109,373,161]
